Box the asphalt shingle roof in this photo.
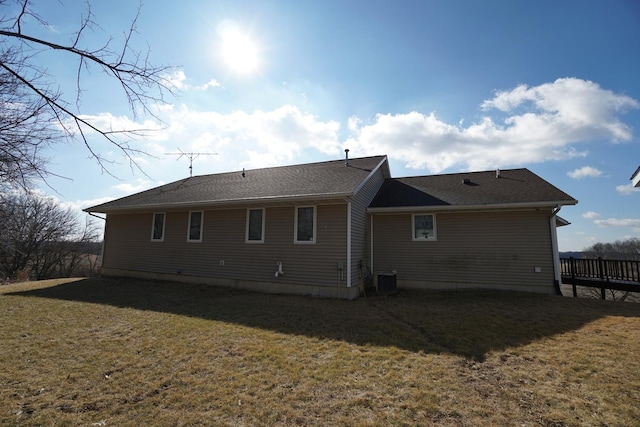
[369,168,577,210]
[85,155,388,213]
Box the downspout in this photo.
[346,200,352,288]
[549,206,562,295]
[370,214,374,283]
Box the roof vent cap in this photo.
[496,168,501,178]
[462,178,471,185]
[345,148,350,166]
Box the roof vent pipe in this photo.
[345,148,350,166]
[496,168,501,178]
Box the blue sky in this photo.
[16,0,640,251]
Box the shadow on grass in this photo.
[8,277,640,361]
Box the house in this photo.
[632,166,640,188]
[85,154,577,298]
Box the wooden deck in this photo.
[560,257,640,299]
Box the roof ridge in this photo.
[189,154,388,179]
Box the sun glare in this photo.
[218,20,259,74]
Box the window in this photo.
[246,208,265,243]
[187,211,203,242]
[412,213,436,241]
[295,206,316,243]
[151,212,165,241]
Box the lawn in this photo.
[1,277,639,426]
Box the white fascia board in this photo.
[367,200,578,214]
[85,192,354,214]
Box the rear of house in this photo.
[86,156,576,298]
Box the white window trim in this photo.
[412,213,437,241]
[151,212,165,242]
[245,208,265,244]
[187,210,204,242]
[294,205,316,244]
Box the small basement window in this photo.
[151,212,165,241]
[412,213,436,241]
[188,211,203,242]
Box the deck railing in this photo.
[560,257,640,299]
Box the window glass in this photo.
[188,211,203,241]
[247,208,264,242]
[152,213,165,241]
[413,214,436,240]
[296,206,315,242]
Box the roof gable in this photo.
[86,155,388,213]
[369,168,577,211]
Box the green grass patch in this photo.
[1,277,639,426]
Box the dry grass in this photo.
[1,277,639,426]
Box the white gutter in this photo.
[346,200,352,288]
[550,206,562,293]
[87,212,106,221]
[370,214,374,282]
[367,200,577,214]
[85,192,354,214]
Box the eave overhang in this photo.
[367,199,578,214]
[84,192,354,214]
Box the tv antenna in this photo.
[165,148,218,177]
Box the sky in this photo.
[11,0,640,251]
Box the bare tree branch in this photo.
[0,0,179,190]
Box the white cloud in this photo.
[152,104,342,169]
[196,79,222,91]
[481,78,638,141]
[74,77,637,179]
[582,211,601,219]
[567,166,602,179]
[75,102,342,173]
[616,183,640,195]
[112,179,155,194]
[162,70,188,90]
[347,78,638,172]
[60,197,113,213]
[348,116,362,132]
[594,218,640,228]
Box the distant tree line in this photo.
[580,237,640,302]
[583,238,640,261]
[0,192,101,282]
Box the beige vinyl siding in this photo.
[372,209,556,293]
[102,203,348,289]
[349,167,386,285]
